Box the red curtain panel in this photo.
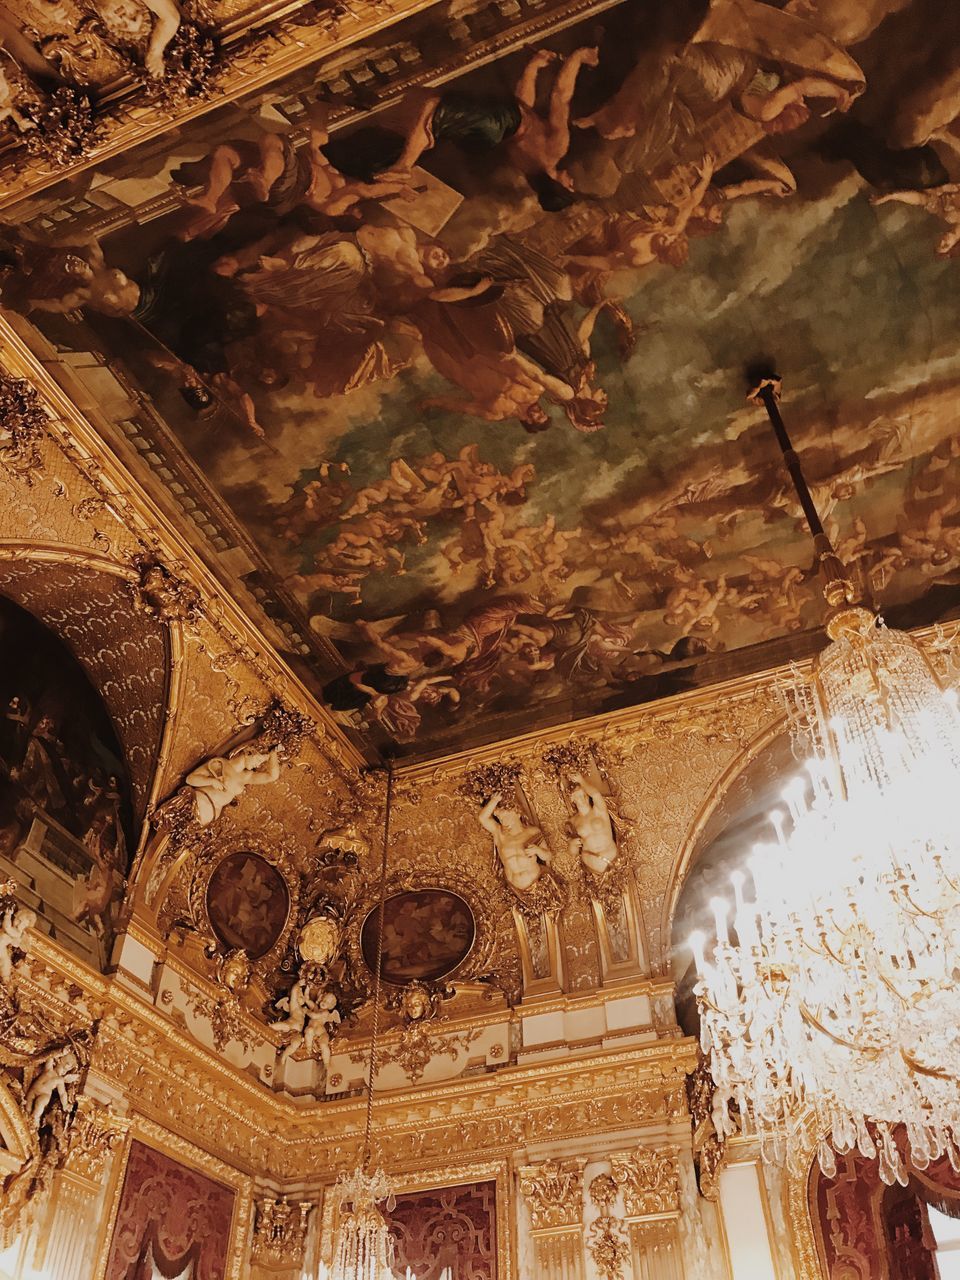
[104,1139,235,1280]
[384,1181,497,1280]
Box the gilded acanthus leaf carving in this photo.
[610,1145,681,1218]
[518,1158,585,1229]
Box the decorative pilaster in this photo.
[519,1158,587,1280]
[611,1147,684,1280]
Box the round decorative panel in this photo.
[206,852,289,959]
[360,889,476,983]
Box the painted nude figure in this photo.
[185,747,281,826]
[479,792,553,893]
[567,772,618,876]
[871,185,960,256]
[388,46,600,210]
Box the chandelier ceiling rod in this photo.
[362,761,393,1167]
[749,374,857,613]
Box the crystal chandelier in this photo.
[690,376,960,1188]
[329,768,395,1280]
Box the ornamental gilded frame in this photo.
[92,1113,255,1280]
[318,1159,514,1280]
[184,831,301,979]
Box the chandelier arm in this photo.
[799,1002,880,1056]
[901,1048,957,1082]
[362,763,393,1169]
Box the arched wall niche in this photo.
[0,550,170,822]
[666,720,797,1036]
[0,572,163,971]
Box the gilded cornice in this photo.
[0,0,628,215]
[21,931,694,1181]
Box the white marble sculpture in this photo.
[185,746,280,826]
[0,902,36,986]
[567,772,618,876]
[479,792,553,893]
[271,978,341,1068]
[25,1046,81,1125]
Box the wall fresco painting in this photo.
[0,596,133,968]
[360,889,476,983]
[3,0,960,757]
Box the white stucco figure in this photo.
[185,747,280,826]
[479,792,553,893]
[25,1047,81,1125]
[271,978,340,1067]
[0,902,36,986]
[567,772,618,876]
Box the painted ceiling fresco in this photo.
[2,0,960,758]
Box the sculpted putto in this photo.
[0,900,36,986]
[185,746,281,826]
[25,1045,81,1125]
[567,772,618,876]
[479,792,553,893]
[270,974,341,1068]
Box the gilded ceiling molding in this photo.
[0,0,436,209]
[0,318,365,773]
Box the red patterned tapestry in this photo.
[385,1181,496,1280]
[104,1139,236,1280]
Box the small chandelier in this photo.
[330,768,396,1280]
[691,376,960,1187]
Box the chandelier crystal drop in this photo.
[693,606,960,1188]
[330,1166,395,1280]
[691,375,960,1189]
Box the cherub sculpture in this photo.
[25,1045,81,1125]
[0,900,36,986]
[566,772,618,877]
[185,746,281,826]
[270,974,341,1068]
[479,792,553,894]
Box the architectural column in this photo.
[519,1158,587,1280]
[29,1098,126,1280]
[613,1146,684,1280]
[716,1143,779,1280]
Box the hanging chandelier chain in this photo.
[362,762,393,1168]
[749,375,857,610]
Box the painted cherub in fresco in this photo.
[739,556,807,634]
[663,571,729,636]
[898,503,960,577]
[382,46,600,212]
[564,161,716,277]
[871,185,960,256]
[176,103,416,241]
